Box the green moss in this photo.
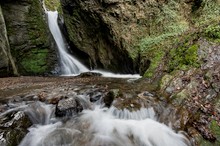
[143,48,165,78]
[204,24,220,41]
[136,0,189,78]
[160,74,174,90]
[44,0,61,12]
[168,44,200,72]
[21,0,52,74]
[210,120,220,143]
[20,49,48,74]
[27,0,49,47]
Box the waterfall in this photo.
[47,11,89,75]
[46,10,142,78]
[47,11,141,78]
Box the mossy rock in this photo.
[20,49,48,74]
[168,44,200,72]
[160,74,174,90]
[1,0,56,75]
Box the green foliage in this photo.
[137,0,189,78]
[204,24,220,40]
[20,49,48,74]
[210,120,220,143]
[168,44,200,72]
[44,0,61,11]
[192,0,220,25]
[143,48,165,78]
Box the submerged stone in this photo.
[103,91,115,108]
[90,92,103,102]
[78,72,102,77]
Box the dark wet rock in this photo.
[55,97,83,117]
[90,92,103,102]
[192,122,216,142]
[0,111,32,146]
[142,91,154,97]
[139,59,151,76]
[78,72,102,77]
[103,91,115,108]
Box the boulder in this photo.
[55,97,83,117]
[0,111,32,146]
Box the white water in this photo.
[47,11,89,75]
[62,70,141,79]
[47,11,140,78]
[18,99,191,146]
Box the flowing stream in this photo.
[0,76,192,146]
[17,97,190,146]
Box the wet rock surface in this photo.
[55,96,83,117]
[0,111,32,146]
[78,72,102,77]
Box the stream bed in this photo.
[0,76,193,146]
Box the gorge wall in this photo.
[60,0,183,74]
[0,0,57,76]
[60,0,142,73]
[0,5,17,77]
[60,0,220,75]
[0,0,219,77]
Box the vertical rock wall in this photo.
[61,0,138,73]
[1,0,57,75]
[0,5,17,77]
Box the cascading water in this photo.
[47,11,89,75]
[47,11,141,78]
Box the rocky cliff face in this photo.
[60,0,220,75]
[61,0,143,73]
[0,5,17,77]
[0,0,57,76]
